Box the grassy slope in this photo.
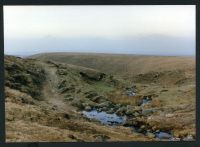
[6,53,196,141]
[31,52,196,138]
[30,52,195,77]
[6,55,148,142]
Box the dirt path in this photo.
[37,62,75,113]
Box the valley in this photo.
[5,53,195,142]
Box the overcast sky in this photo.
[4,5,195,56]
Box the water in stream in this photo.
[82,110,127,125]
[83,110,176,140]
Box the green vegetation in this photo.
[5,55,46,99]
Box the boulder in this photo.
[80,71,106,81]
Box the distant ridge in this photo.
[30,52,195,77]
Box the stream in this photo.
[82,109,176,140]
[82,110,127,125]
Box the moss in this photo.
[5,55,46,98]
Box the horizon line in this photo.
[4,51,195,58]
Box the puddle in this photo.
[155,132,173,139]
[82,110,127,125]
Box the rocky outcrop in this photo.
[5,55,46,99]
[80,71,106,81]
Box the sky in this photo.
[4,5,195,56]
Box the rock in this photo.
[6,115,15,121]
[165,113,174,118]
[133,106,142,112]
[140,125,146,129]
[146,132,155,138]
[94,134,110,142]
[97,108,102,112]
[80,71,106,81]
[60,85,75,94]
[136,127,146,134]
[64,97,73,101]
[182,135,194,141]
[126,90,136,96]
[156,132,172,139]
[171,137,181,141]
[63,113,70,119]
[125,109,135,116]
[115,104,122,108]
[155,130,160,133]
[58,80,67,89]
[57,69,68,75]
[126,105,134,109]
[71,98,84,109]
[98,101,112,108]
[82,103,90,107]
[160,89,168,92]
[52,105,57,110]
[116,106,127,116]
[85,92,98,98]
[5,56,46,98]
[85,106,92,111]
[133,112,140,117]
[65,94,71,97]
[20,96,35,105]
[106,108,115,114]
[101,107,109,111]
[95,96,107,103]
[142,109,154,116]
[89,95,107,103]
[68,134,76,139]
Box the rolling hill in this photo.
[5,53,195,142]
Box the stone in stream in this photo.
[106,108,115,114]
[101,107,109,112]
[85,106,92,111]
